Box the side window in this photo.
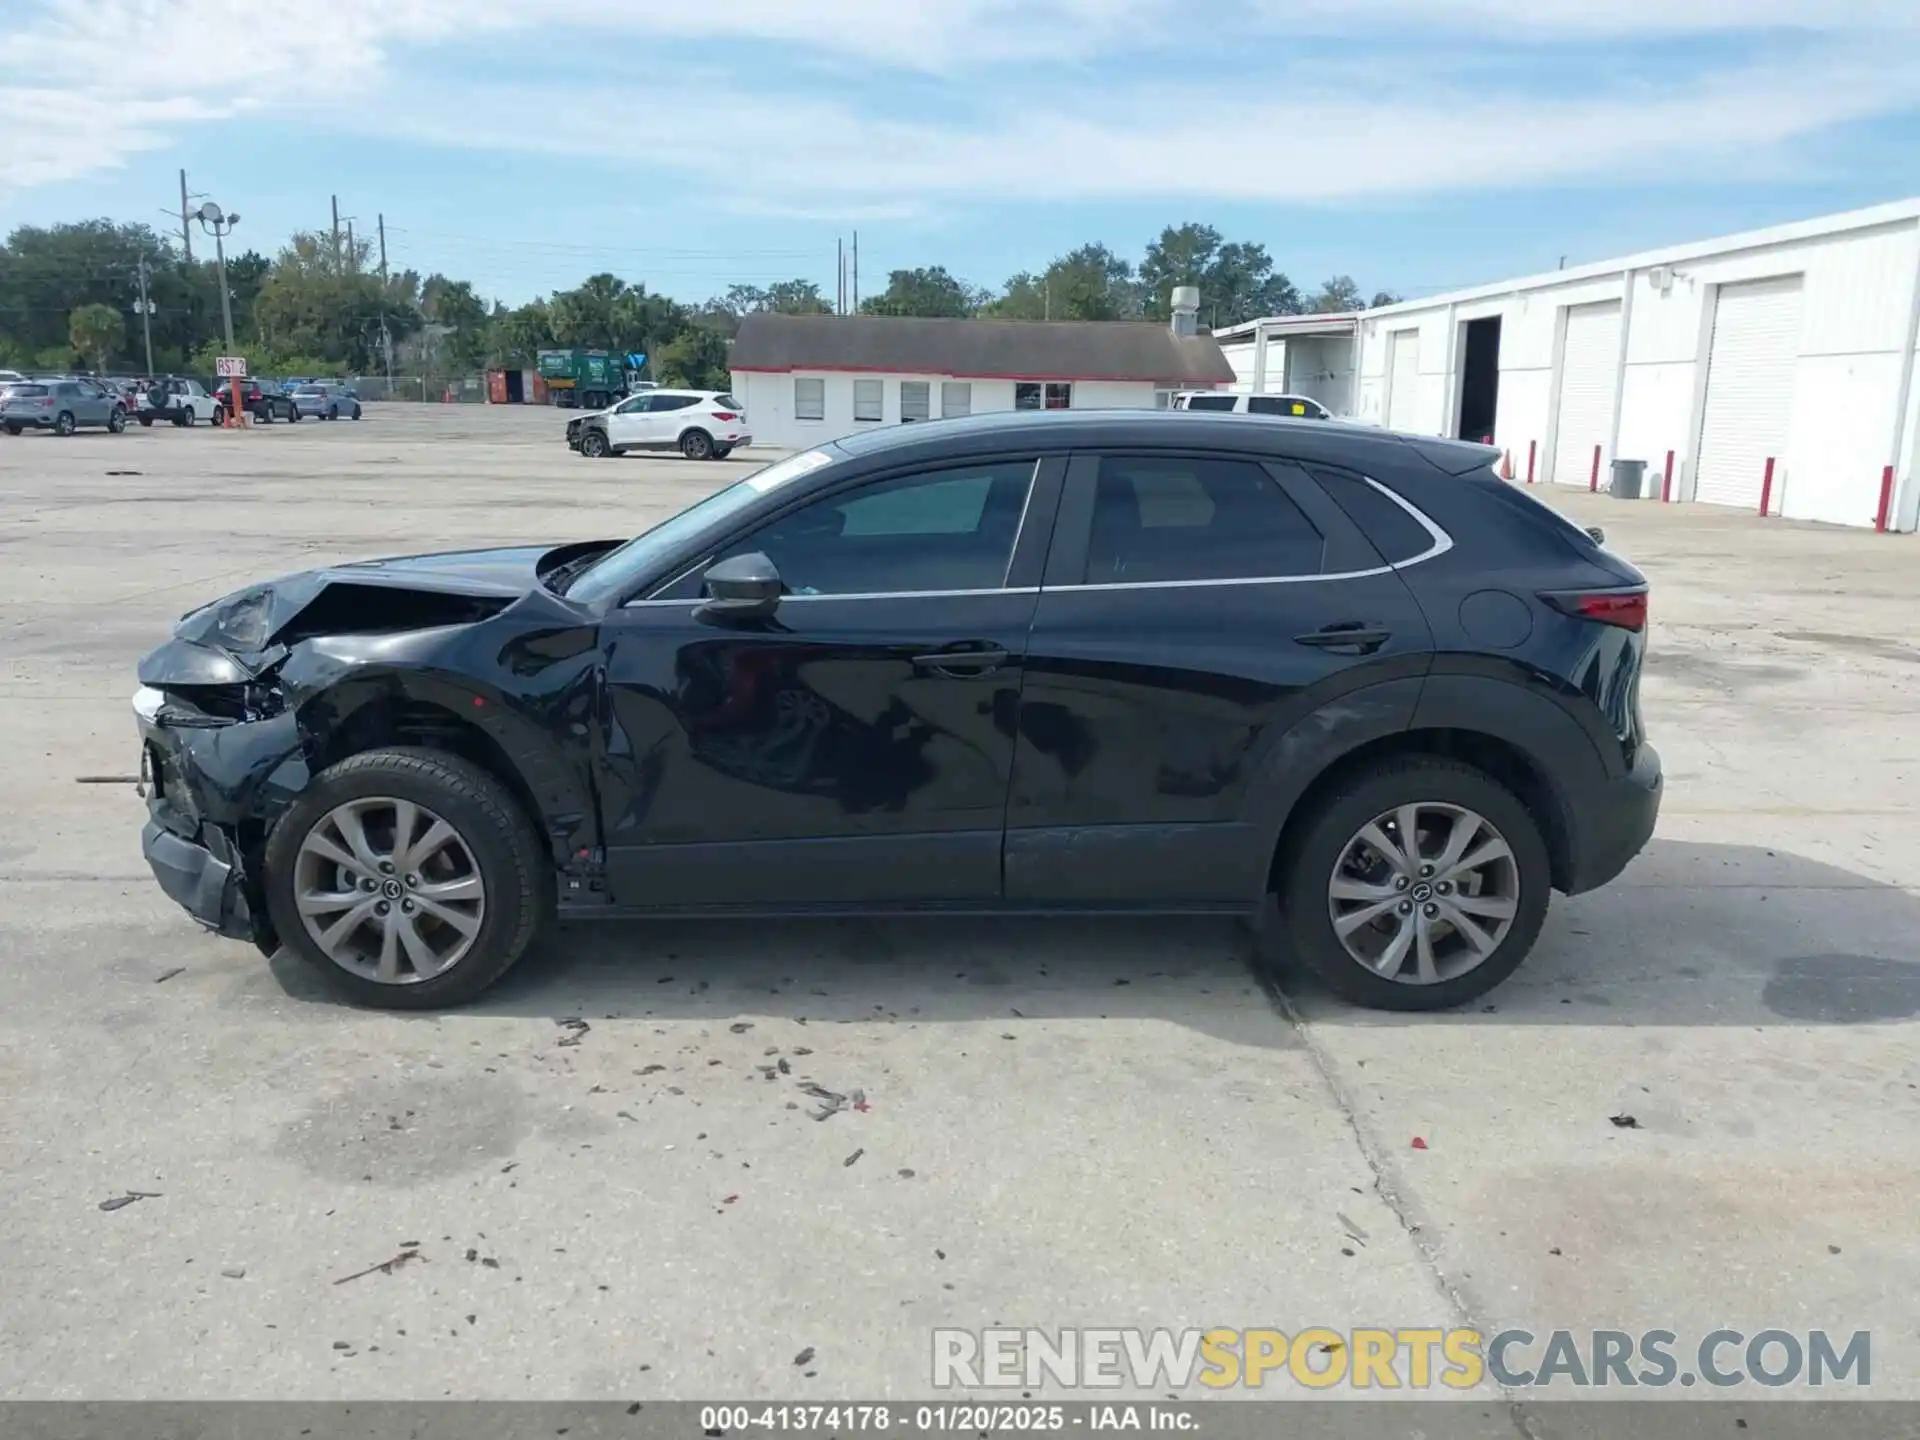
[1309,468,1437,564]
[1182,393,1237,411]
[899,381,930,422]
[852,378,884,422]
[1082,456,1326,584]
[1246,395,1286,415]
[717,460,1036,596]
[651,395,697,412]
[615,395,649,414]
[794,377,825,421]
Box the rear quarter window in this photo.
[1309,467,1437,564]
[1181,394,1238,411]
[1471,472,1606,558]
[714,394,743,410]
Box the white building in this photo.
[728,293,1235,450]
[1210,312,1361,416]
[1352,198,1920,531]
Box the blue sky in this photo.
[4,0,1919,310]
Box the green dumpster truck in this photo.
[537,349,625,411]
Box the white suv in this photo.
[567,389,751,461]
[1172,391,1333,420]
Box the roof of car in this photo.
[731,313,1236,387]
[825,406,1498,476]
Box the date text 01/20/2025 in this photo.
[697,1404,1196,1431]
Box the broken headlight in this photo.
[183,587,276,652]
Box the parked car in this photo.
[213,380,301,425]
[566,389,750,460]
[136,377,220,427]
[3,378,128,434]
[131,408,1659,1011]
[1174,390,1335,420]
[288,383,361,421]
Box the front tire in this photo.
[351,404,362,420]
[1272,757,1550,1011]
[579,428,610,458]
[680,428,714,460]
[108,407,127,433]
[326,405,338,421]
[263,748,547,1010]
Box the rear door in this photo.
[1005,448,1435,907]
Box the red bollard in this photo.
[1589,444,1602,493]
[1875,464,1896,532]
[1661,449,1675,503]
[1758,457,1776,517]
[1526,440,1536,484]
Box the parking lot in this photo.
[1,403,1915,1415]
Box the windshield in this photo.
[565,448,837,604]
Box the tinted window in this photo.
[1308,468,1435,564]
[650,395,698,412]
[714,394,743,410]
[1248,395,1324,417]
[1084,456,1324,583]
[1181,394,1237,411]
[8,385,47,396]
[614,396,649,414]
[720,460,1036,596]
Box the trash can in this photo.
[1609,458,1648,499]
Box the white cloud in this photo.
[2,0,1917,206]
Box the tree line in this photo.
[0,218,1397,391]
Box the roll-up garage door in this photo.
[1386,329,1420,429]
[1692,276,1804,510]
[1551,301,1622,486]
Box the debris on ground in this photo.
[333,1248,424,1285]
[935,1249,946,1260]
[730,1022,754,1034]
[638,1065,666,1075]
[1336,1212,1369,1245]
[1549,1247,1563,1257]
[220,1266,246,1279]
[1828,1244,1842,1255]
[332,1341,351,1351]
[793,1347,816,1366]
[1608,1114,1641,1129]
[722,1194,739,1205]
[798,1081,848,1121]
[617,1111,639,1122]
[899,1168,916,1179]
[793,1047,813,1056]
[843,1149,864,1168]
[557,1019,590,1047]
[1340,1247,1355,1258]
[501,1162,518,1174]
[98,1191,161,1212]
[481,1257,500,1269]
[777,1058,791,1075]
[73,774,141,785]
[852,1090,871,1113]
[1410,1136,1429,1150]
[154,968,186,984]
[466,1248,479,1262]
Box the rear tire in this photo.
[1271,757,1551,1012]
[178,407,194,427]
[680,428,714,460]
[326,405,338,421]
[138,415,153,427]
[351,404,362,420]
[53,411,76,436]
[712,444,734,460]
[263,747,548,1010]
[3,423,20,436]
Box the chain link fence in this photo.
[346,375,489,403]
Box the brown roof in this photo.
[729,313,1235,386]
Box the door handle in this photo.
[912,646,1010,677]
[1294,625,1391,655]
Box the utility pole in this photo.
[1045,278,1051,322]
[134,258,156,376]
[331,195,342,267]
[377,214,394,397]
[346,220,356,270]
[852,231,859,312]
[837,237,844,315]
[179,170,193,261]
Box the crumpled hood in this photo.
[138,545,560,687]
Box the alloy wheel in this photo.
[292,796,487,985]
[1326,802,1520,985]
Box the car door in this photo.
[604,394,650,448]
[597,454,1066,909]
[1004,448,1436,907]
[643,393,696,447]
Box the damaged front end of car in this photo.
[132,547,614,959]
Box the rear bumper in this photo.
[142,818,257,940]
[1562,741,1662,895]
[3,414,53,428]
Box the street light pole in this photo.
[196,201,243,425]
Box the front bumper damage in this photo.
[135,685,310,956]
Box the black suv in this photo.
[132,410,1660,1011]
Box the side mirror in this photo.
[696,552,782,624]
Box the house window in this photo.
[1045,383,1072,409]
[1014,383,1042,410]
[853,378,884,422]
[794,377,825,421]
[900,381,931,422]
[941,381,972,417]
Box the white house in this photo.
[728,293,1235,451]
[1351,198,1920,532]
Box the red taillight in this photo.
[1545,589,1647,631]
[711,411,739,422]
[41,397,54,407]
